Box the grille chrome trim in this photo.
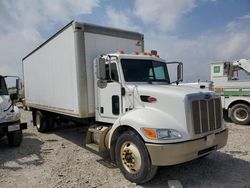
[192,98,221,134]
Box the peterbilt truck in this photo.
[0,75,27,146]
[211,59,250,125]
[22,21,228,184]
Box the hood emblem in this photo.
[204,94,211,100]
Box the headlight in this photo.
[141,128,182,140]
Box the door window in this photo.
[106,63,119,82]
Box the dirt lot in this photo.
[0,109,250,188]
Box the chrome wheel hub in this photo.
[120,141,142,174]
[36,114,41,129]
[234,107,248,122]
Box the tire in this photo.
[230,103,250,125]
[223,109,232,123]
[115,130,158,184]
[35,111,49,132]
[7,130,23,146]
[48,116,55,131]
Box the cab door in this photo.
[96,61,122,123]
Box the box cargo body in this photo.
[23,21,144,118]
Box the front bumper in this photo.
[146,128,228,166]
[0,120,27,133]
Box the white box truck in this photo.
[23,21,228,184]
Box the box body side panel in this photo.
[23,26,84,117]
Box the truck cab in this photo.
[0,75,27,146]
[86,51,228,183]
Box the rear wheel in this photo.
[115,130,158,184]
[35,111,49,132]
[7,130,23,146]
[230,104,250,125]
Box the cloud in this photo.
[0,64,15,76]
[145,16,250,81]
[239,14,250,20]
[0,0,99,77]
[226,13,250,32]
[215,32,250,59]
[105,6,140,31]
[105,5,250,81]
[0,30,43,76]
[134,0,196,32]
[0,0,99,33]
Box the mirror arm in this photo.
[107,55,120,84]
[107,55,125,96]
[167,61,183,85]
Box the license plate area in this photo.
[8,124,20,132]
[206,133,215,145]
[198,145,217,156]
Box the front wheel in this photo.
[230,104,250,125]
[7,130,23,146]
[115,130,158,184]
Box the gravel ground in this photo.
[0,109,250,188]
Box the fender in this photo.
[224,96,250,110]
[108,107,189,148]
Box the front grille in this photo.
[192,98,221,134]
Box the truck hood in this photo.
[126,84,216,138]
[131,84,214,100]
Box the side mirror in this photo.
[97,58,106,80]
[16,78,22,90]
[177,63,183,83]
[10,93,18,101]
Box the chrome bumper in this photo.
[146,129,228,166]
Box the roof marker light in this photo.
[119,49,125,54]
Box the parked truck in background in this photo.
[211,59,250,125]
[22,21,228,184]
[0,75,27,146]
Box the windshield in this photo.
[0,76,8,95]
[121,59,170,83]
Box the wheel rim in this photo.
[120,141,142,174]
[233,107,248,122]
[36,114,41,129]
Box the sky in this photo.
[0,0,250,82]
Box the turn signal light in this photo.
[142,128,157,140]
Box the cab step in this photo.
[85,125,111,152]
